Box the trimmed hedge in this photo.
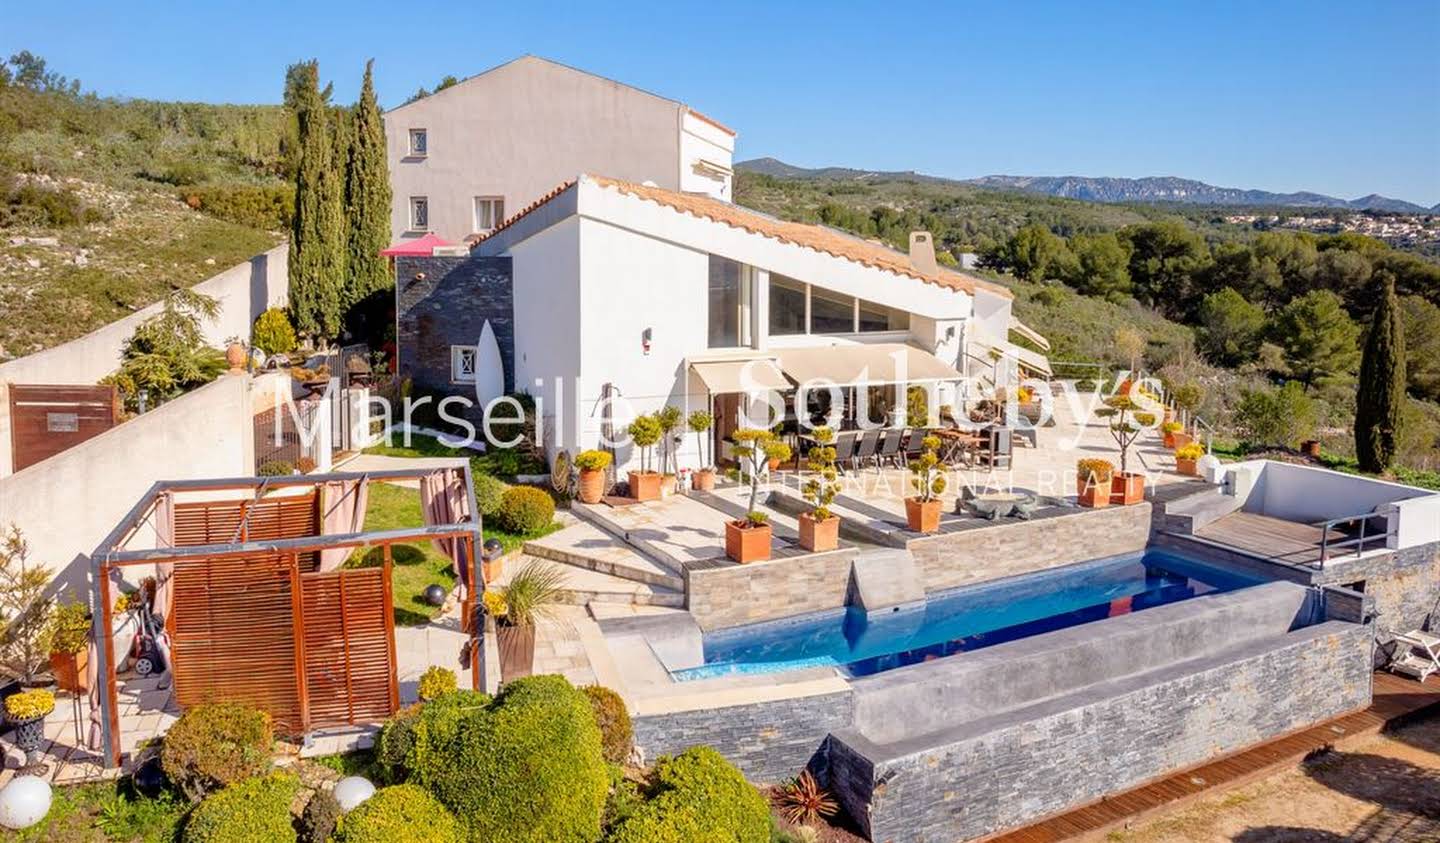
[607,747,770,843]
[473,473,509,518]
[418,666,458,701]
[494,485,555,534]
[182,772,298,843]
[332,784,461,843]
[411,675,606,843]
[375,702,425,784]
[161,702,274,799]
[582,685,633,765]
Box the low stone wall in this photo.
[1314,542,1440,644]
[632,688,853,783]
[907,502,1151,593]
[685,548,858,632]
[825,620,1372,842]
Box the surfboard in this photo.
[473,320,506,411]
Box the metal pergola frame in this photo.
[87,466,484,768]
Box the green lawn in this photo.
[363,433,547,478]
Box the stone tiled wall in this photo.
[827,620,1373,843]
[1315,541,1440,643]
[632,689,854,783]
[395,255,514,427]
[907,503,1152,593]
[685,548,859,632]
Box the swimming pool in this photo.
[672,550,1264,681]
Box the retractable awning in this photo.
[689,358,790,394]
[776,343,961,387]
[972,333,1053,378]
[1010,317,1052,352]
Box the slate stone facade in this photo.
[394,255,514,429]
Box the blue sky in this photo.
[8,1,1440,204]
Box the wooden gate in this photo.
[8,384,120,472]
[301,568,398,729]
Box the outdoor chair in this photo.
[852,428,881,472]
[876,428,905,468]
[977,425,1013,469]
[831,431,859,473]
[902,428,927,465]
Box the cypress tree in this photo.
[344,60,393,313]
[1355,271,1407,473]
[288,61,342,341]
[320,104,349,335]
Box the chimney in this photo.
[909,231,938,275]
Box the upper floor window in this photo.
[858,298,909,332]
[409,196,429,231]
[708,256,753,348]
[766,275,911,335]
[473,197,505,234]
[408,128,428,156]
[451,346,476,383]
[769,274,807,336]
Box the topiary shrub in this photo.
[418,666,457,701]
[411,675,606,843]
[473,472,509,518]
[582,685,633,765]
[332,783,461,843]
[161,702,274,800]
[257,459,295,477]
[299,789,342,843]
[607,746,770,843]
[252,308,297,356]
[494,485,555,535]
[182,772,298,843]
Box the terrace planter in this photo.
[6,714,44,759]
[1176,457,1199,476]
[797,512,839,552]
[49,649,88,695]
[725,520,772,564]
[1171,432,1194,451]
[576,468,606,504]
[628,470,662,502]
[496,623,535,682]
[691,468,716,492]
[1163,431,1178,449]
[1111,472,1146,505]
[1076,477,1111,508]
[1301,440,1322,458]
[660,473,677,499]
[905,497,942,533]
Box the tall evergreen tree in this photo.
[344,60,393,314]
[1355,272,1407,473]
[288,60,343,341]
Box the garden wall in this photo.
[685,547,859,631]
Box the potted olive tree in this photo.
[626,414,664,502]
[489,560,565,682]
[655,406,684,498]
[905,435,946,532]
[5,688,54,770]
[1076,459,1114,507]
[687,410,715,491]
[0,526,53,687]
[1096,395,1155,505]
[799,426,841,552]
[574,449,612,504]
[45,601,91,694]
[726,429,791,563]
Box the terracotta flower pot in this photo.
[1077,482,1110,508]
[725,520,772,563]
[1301,440,1322,458]
[1163,432,1177,449]
[798,512,840,552]
[1176,458,1198,476]
[577,468,606,504]
[1111,472,1146,505]
[628,471,662,502]
[1171,432,1193,451]
[49,649,88,694]
[692,468,716,492]
[767,457,783,472]
[660,474,677,498]
[497,623,536,682]
[905,497,942,533]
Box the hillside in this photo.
[0,62,291,360]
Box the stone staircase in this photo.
[519,521,685,608]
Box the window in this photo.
[409,196,429,231]
[769,274,807,336]
[473,197,505,234]
[858,298,909,332]
[451,346,476,383]
[408,128,428,156]
[707,256,752,348]
[810,286,854,334]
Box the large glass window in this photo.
[858,298,909,332]
[708,256,750,348]
[810,287,855,334]
[769,274,807,336]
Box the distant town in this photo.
[1224,210,1440,251]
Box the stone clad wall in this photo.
[1315,542,1440,644]
[907,502,1152,593]
[686,548,858,631]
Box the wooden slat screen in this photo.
[301,569,398,728]
[8,384,120,472]
[169,554,304,732]
[174,495,320,571]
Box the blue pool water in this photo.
[673,550,1263,682]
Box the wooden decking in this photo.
[1193,510,1332,567]
[986,672,1440,843]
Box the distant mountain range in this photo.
[737,158,1438,214]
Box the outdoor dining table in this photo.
[933,428,985,464]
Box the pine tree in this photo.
[1355,272,1407,473]
[288,61,343,341]
[344,60,394,314]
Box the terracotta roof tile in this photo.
[685,108,737,136]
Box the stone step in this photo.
[499,556,685,609]
[569,501,694,577]
[523,523,686,591]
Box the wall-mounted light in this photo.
[642,327,653,355]
[414,272,427,282]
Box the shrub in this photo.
[252,308,297,356]
[299,789,342,843]
[182,772,298,843]
[582,685,633,764]
[574,449,612,472]
[418,666,457,701]
[473,472,509,518]
[375,702,424,784]
[776,771,838,827]
[411,675,606,843]
[494,485,555,534]
[332,784,461,843]
[1234,381,1318,450]
[257,459,295,477]
[1176,442,1206,461]
[4,688,54,720]
[181,183,295,229]
[1076,458,1114,485]
[1161,420,1183,434]
[607,746,770,843]
[161,702,273,800]
[44,599,90,654]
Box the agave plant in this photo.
[778,770,838,827]
[498,560,566,627]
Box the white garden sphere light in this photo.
[1198,453,1224,484]
[0,775,52,830]
[333,776,376,813]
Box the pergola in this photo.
[87,467,483,769]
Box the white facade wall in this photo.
[509,217,584,456]
[679,112,735,201]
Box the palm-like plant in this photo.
[731,428,791,523]
[777,771,838,827]
[498,560,566,628]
